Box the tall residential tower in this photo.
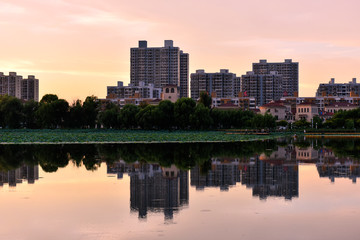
[0,72,39,102]
[190,69,241,100]
[130,40,189,98]
[252,59,298,97]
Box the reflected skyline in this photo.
[2,138,360,239]
[107,162,188,220]
[0,164,39,187]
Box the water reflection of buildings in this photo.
[0,165,39,187]
[240,158,298,200]
[190,158,240,191]
[190,150,299,200]
[316,149,360,183]
[107,161,188,220]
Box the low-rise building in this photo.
[324,102,358,114]
[259,101,293,121]
[161,85,180,103]
[295,103,318,121]
[107,81,162,99]
[212,96,256,110]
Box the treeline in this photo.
[323,108,360,129]
[0,93,276,129]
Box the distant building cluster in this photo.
[103,39,360,123]
[0,72,39,102]
[106,40,300,109]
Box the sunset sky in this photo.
[1,0,360,102]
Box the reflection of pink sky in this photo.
[1,0,360,102]
[1,164,360,239]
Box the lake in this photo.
[1,137,360,240]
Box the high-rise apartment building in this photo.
[241,71,282,106]
[190,69,241,100]
[21,75,39,102]
[316,78,360,97]
[0,72,22,99]
[0,72,39,102]
[130,40,189,98]
[252,59,298,97]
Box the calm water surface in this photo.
[0,138,360,240]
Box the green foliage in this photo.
[23,100,39,129]
[190,103,213,130]
[136,105,157,129]
[83,95,99,128]
[276,120,288,127]
[199,91,212,108]
[293,119,310,129]
[0,95,23,128]
[322,108,360,129]
[36,98,69,128]
[119,104,139,129]
[68,100,85,128]
[155,100,174,129]
[40,94,58,104]
[174,98,196,129]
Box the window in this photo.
[166,88,169,93]
[171,88,175,93]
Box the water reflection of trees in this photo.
[0,138,359,175]
[0,141,279,173]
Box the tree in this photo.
[276,120,288,128]
[23,100,39,129]
[293,119,310,129]
[136,105,157,129]
[155,100,174,129]
[263,113,276,129]
[312,116,323,129]
[83,95,99,128]
[174,98,196,129]
[68,100,84,128]
[0,95,23,129]
[36,96,69,128]
[119,104,139,129]
[190,103,213,130]
[40,94,58,104]
[199,91,212,108]
[99,102,120,128]
[52,99,69,128]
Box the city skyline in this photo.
[1,0,360,102]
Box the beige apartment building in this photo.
[190,69,240,100]
[252,59,299,97]
[130,40,189,98]
[0,72,39,102]
[241,71,283,106]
